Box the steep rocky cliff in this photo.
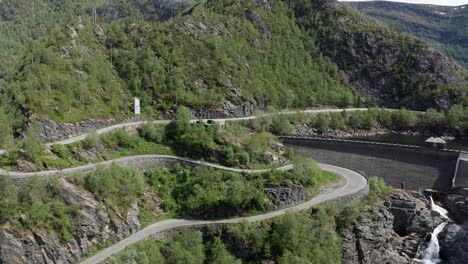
[342,189,468,264]
[350,1,468,68]
[342,192,445,263]
[0,179,141,264]
[98,0,200,21]
[292,0,467,111]
[0,174,309,263]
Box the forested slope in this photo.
[350,1,468,68]
[0,0,466,143]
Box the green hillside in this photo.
[0,0,466,145]
[350,1,468,68]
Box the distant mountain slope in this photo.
[0,0,466,143]
[349,1,468,68]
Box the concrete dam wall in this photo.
[454,153,468,187]
[283,137,459,191]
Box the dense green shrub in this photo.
[109,231,208,264]
[101,128,137,149]
[271,114,293,135]
[163,231,205,264]
[0,106,15,150]
[82,130,99,149]
[421,108,445,130]
[253,111,273,132]
[348,110,377,130]
[109,239,165,264]
[111,206,341,264]
[315,113,330,133]
[221,146,236,167]
[288,158,322,187]
[138,123,165,143]
[374,108,394,127]
[447,104,467,133]
[208,237,241,264]
[145,166,265,217]
[21,123,46,165]
[51,144,70,159]
[0,176,78,240]
[392,109,417,129]
[71,165,145,212]
[330,112,346,129]
[0,175,18,224]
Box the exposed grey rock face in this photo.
[190,96,267,119]
[437,188,468,264]
[265,181,309,209]
[0,179,141,264]
[99,0,200,21]
[15,159,37,172]
[27,118,118,143]
[333,31,463,110]
[303,0,465,111]
[439,223,468,264]
[386,192,444,236]
[342,192,444,264]
[444,188,468,224]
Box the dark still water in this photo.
[351,134,468,151]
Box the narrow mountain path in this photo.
[79,163,367,264]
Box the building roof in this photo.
[425,137,446,144]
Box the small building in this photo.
[425,137,446,149]
[134,98,141,115]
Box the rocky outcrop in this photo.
[189,96,267,119]
[433,188,468,264]
[265,181,309,209]
[342,192,445,264]
[99,0,200,21]
[444,188,468,224]
[439,223,468,264]
[294,0,466,111]
[26,118,118,143]
[292,122,423,139]
[0,179,142,264]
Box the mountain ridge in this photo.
[349,1,468,68]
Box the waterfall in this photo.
[430,196,449,219]
[414,222,447,264]
[413,196,450,264]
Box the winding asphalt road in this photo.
[0,155,294,179]
[79,163,367,264]
[46,108,369,146]
[0,108,369,263]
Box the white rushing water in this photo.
[414,222,447,264]
[430,196,449,220]
[413,196,450,264]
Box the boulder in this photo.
[342,191,445,264]
[439,223,468,264]
[444,188,468,224]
